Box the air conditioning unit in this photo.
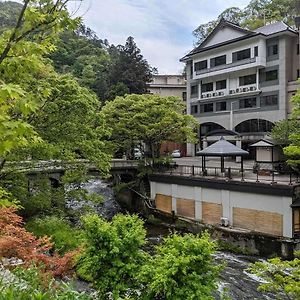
[207,93,212,98]
[236,88,240,93]
[220,217,230,227]
[229,89,235,94]
[246,87,250,92]
[218,91,223,96]
[239,87,244,93]
[249,86,256,91]
[202,94,207,98]
[242,87,247,92]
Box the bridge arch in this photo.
[200,122,225,136]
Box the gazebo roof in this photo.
[197,136,249,157]
[249,139,275,147]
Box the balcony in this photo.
[201,85,259,100]
[195,57,266,79]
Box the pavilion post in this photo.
[241,156,244,173]
[221,156,225,173]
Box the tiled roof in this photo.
[197,137,249,156]
[254,21,297,35]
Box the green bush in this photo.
[77,214,147,299]
[26,216,83,254]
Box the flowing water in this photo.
[79,179,276,300]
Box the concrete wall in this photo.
[150,181,293,238]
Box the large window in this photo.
[294,208,300,237]
[265,70,278,81]
[239,97,257,109]
[216,80,226,90]
[200,103,214,113]
[201,82,213,93]
[194,60,207,71]
[216,102,227,111]
[260,94,278,106]
[191,85,198,98]
[235,119,274,133]
[239,74,256,86]
[232,48,251,62]
[191,104,198,115]
[254,46,258,57]
[210,55,226,67]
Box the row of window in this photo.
[190,69,278,98]
[194,42,279,72]
[190,94,278,115]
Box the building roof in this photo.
[196,137,249,157]
[181,20,297,61]
[254,21,297,35]
[250,139,275,147]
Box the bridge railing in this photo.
[154,164,300,185]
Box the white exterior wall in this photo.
[151,182,293,238]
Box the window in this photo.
[297,44,299,55]
[191,85,198,98]
[194,60,207,71]
[191,105,198,114]
[216,102,227,111]
[182,91,187,101]
[267,44,278,56]
[201,82,213,92]
[239,74,256,86]
[235,119,274,133]
[261,95,278,106]
[254,46,258,57]
[210,55,226,67]
[265,70,278,81]
[297,69,300,79]
[239,97,257,109]
[293,208,300,236]
[200,103,214,113]
[232,48,251,62]
[216,80,226,90]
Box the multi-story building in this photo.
[148,74,187,156]
[148,74,186,101]
[181,19,300,156]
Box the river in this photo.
[79,178,276,300]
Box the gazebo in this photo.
[197,136,249,173]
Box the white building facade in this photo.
[181,19,300,156]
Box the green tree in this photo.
[139,232,222,300]
[271,119,300,146]
[248,257,300,300]
[193,0,297,45]
[77,214,147,299]
[108,36,154,95]
[101,94,198,159]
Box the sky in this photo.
[67,0,250,74]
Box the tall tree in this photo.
[108,36,154,96]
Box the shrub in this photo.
[77,214,147,298]
[26,216,83,254]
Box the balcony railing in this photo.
[195,57,257,76]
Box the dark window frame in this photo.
[216,101,227,111]
[216,80,226,90]
[239,74,256,86]
[232,48,251,62]
[239,97,257,109]
[265,69,278,81]
[194,60,207,71]
[210,55,226,67]
[200,103,214,113]
[191,85,199,98]
[191,104,198,114]
[260,94,278,107]
[201,82,213,93]
[254,46,258,57]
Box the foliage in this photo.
[271,119,300,146]
[108,36,154,96]
[0,207,77,277]
[26,216,83,254]
[139,232,222,300]
[77,214,147,299]
[0,265,94,300]
[193,0,297,45]
[248,257,300,300]
[0,0,80,165]
[101,94,198,159]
